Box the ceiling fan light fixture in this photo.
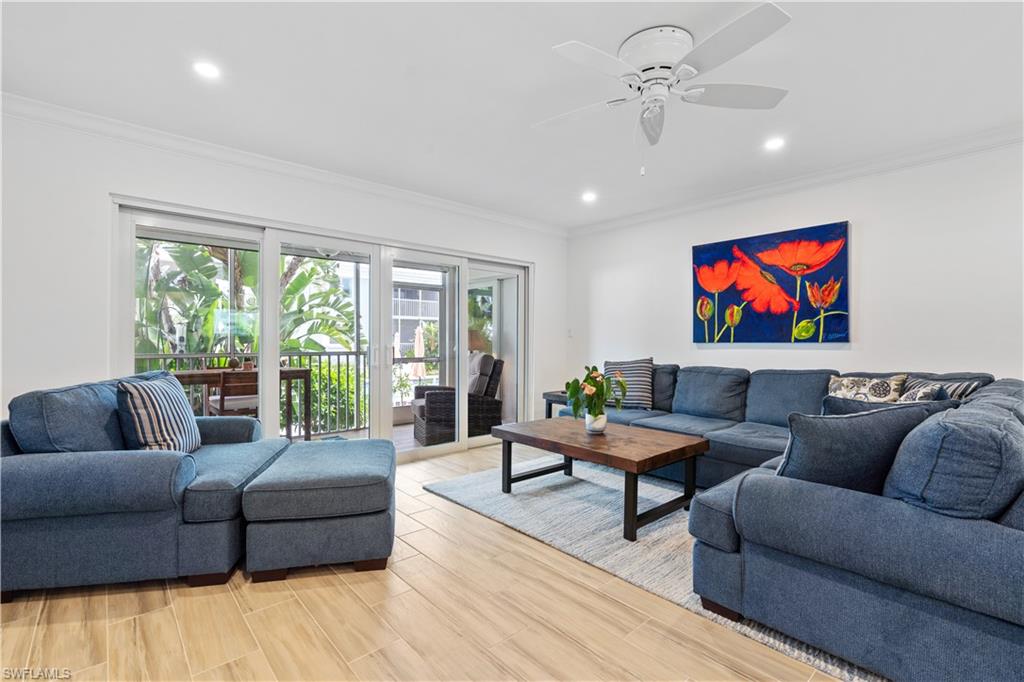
[581,190,598,204]
[763,136,786,151]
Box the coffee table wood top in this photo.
[491,417,708,474]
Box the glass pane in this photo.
[279,248,371,441]
[394,262,455,450]
[133,236,260,414]
[468,267,520,426]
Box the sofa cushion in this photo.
[760,454,785,470]
[8,381,124,454]
[896,382,947,402]
[243,439,395,521]
[906,372,995,399]
[822,395,960,416]
[778,402,952,494]
[183,438,289,522]
[744,369,837,427]
[828,374,907,402]
[671,366,749,421]
[884,403,1024,519]
[1001,491,1024,531]
[652,364,680,412]
[706,421,790,468]
[117,374,201,453]
[603,358,654,409]
[557,406,668,425]
[632,413,737,437]
[688,467,776,553]
[964,378,1023,404]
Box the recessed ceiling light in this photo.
[581,191,598,204]
[763,136,786,151]
[192,61,221,79]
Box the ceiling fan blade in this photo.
[552,41,640,80]
[639,106,665,146]
[532,96,636,128]
[676,83,787,109]
[672,3,790,79]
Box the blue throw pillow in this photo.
[884,404,1024,519]
[117,374,201,453]
[778,402,955,494]
[822,395,959,416]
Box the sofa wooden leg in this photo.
[185,570,234,587]
[353,558,388,571]
[701,596,743,622]
[250,569,288,583]
[1,590,19,604]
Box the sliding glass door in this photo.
[122,206,528,453]
[386,248,465,451]
[278,239,375,440]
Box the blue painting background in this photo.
[692,221,849,343]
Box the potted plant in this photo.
[565,366,627,434]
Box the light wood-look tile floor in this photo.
[1,444,833,682]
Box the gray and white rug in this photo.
[424,456,882,682]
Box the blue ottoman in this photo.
[241,439,395,581]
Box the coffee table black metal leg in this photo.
[501,440,512,493]
[624,471,638,541]
[683,457,697,510]
[564,456,573,476]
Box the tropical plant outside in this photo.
[134,238,367,433]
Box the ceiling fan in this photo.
[536,2,791,148]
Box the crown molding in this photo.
[570,122,1024,236]
[2,93,567,238]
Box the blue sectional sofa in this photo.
[559,365,998,489]
[1,373,396,594]
[688,378,1024,682]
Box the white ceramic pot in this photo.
[585,413,608,434]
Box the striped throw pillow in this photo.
[117,373,201,453]
[603,358,654,410]
[902,377,983,401]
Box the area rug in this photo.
[424,457,882,682]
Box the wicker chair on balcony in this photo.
[412,352,504,446]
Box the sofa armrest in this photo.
[733,474,1024,626]
[195,416,261,444]
[1,450,196,521]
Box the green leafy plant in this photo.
[565,366,627,418]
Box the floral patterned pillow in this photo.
[828,374,907,403]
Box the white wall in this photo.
[1,111,568,417]
[567,144,1024,379]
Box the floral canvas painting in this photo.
[692,221,849,343]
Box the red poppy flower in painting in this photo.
[693,260,740,294]
[756,239,845,277]
[732,245,798,314]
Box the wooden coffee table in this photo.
[491,417,709,541]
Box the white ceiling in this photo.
[3,2,1022,231]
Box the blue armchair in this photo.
[1,376,288,598]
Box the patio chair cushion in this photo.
[468,352,496,396]
[183,438,289,522]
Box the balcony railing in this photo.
[134,351,443,437]
[392,299,439,318]
[136,351,369,438]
